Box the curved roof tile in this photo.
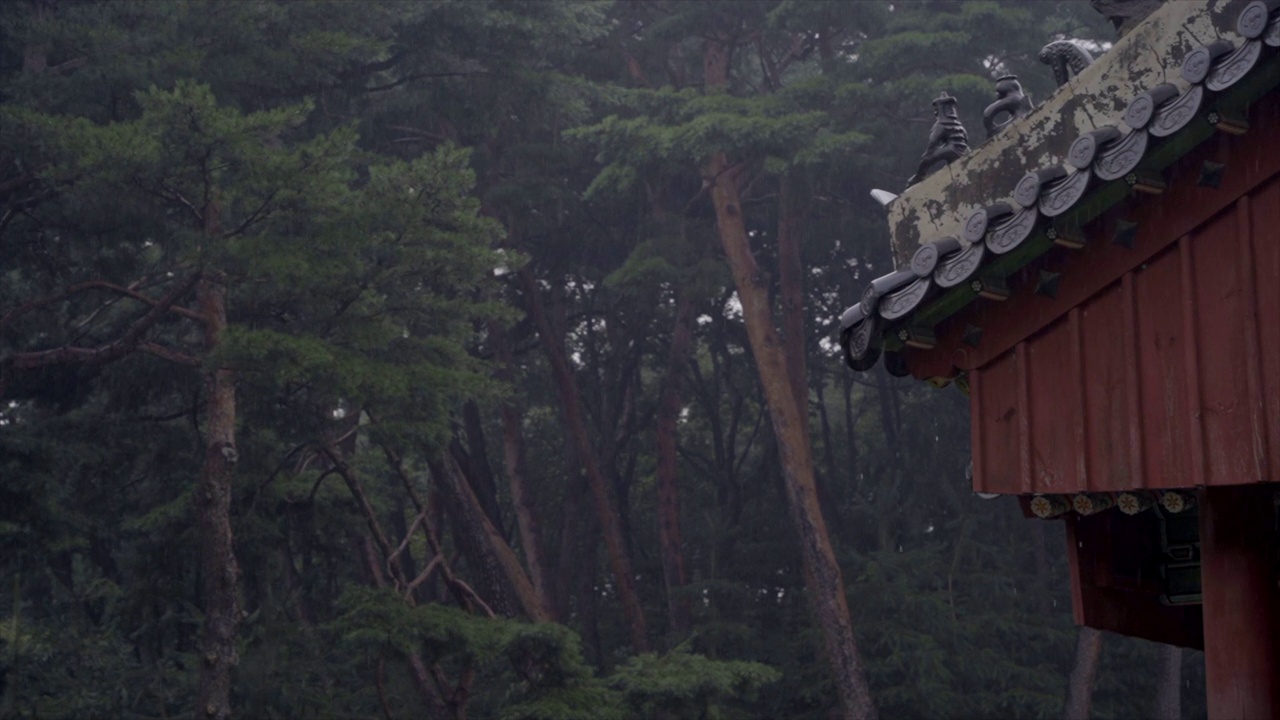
[839,0,1280,374]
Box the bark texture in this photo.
[194,274,242,720]
[1063,626,1103,720]
[702,35,875,720]
[777,178,809,434]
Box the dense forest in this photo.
[0,1,1207,718]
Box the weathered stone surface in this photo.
[885,0,1250,267]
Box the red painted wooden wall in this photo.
[929,93,1280,497]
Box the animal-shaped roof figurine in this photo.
[1038,40,1094,87]
[907,92,969,187]
[982,75,1033,138]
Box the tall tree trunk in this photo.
[1063,626,1104,720]
[655,291,696,638]
[777,177,809,436]
[517,269,649,652]
[702,35,876,720]
[194,272,241,720]
[542,282,589,621]
[553,465,588,622]
[577,513,606,672]
[1152,643,1181,720]
[281,525,313,625]
[492,322,555,620]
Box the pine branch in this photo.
[149,179,205,225]
[404,555,445,599]
[364,71,495,93]
[5,272,202,373]
[219,190,279,239]
[337,51,410,82]
[388,508,430,572]
[378,436,492,616]
[319,444,408,591]
[2,279,206,331]
[137,342,201,366]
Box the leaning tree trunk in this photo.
[194,271,242,720]
[455,400,504,531]
[492,322,556,620]
[702,34,876,720]
[429,455,548,622]
[517,268,649,652]
[1063,626,1104,720]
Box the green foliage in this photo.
[328,588,778,720]
[1,2,1205,719]
[336,587,507,663]
[611,648,781,718]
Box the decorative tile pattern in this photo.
[838,0,1280,377]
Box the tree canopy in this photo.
[1,2,1206,719]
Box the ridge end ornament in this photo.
[983,75,1033,138]
[870,189,899,208]
[907,92,969,187]
[1038,40,1093,87]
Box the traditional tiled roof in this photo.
[839,0,1280,376]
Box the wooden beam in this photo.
[1199,485,1280,720]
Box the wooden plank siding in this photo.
[961,92,1280,496]
[905,93,1280,383]
[972,179,1280,494]
[903,91,1280,498]
[1250,178,1280,487]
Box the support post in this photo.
[1198,485,1280,720]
